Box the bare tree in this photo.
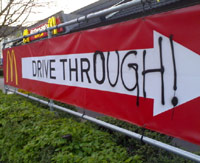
[0,0,56,39]
[0,0,34,38]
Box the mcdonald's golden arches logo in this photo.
[6,50,18,85]
[48,17,58,35]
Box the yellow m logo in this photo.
[48,17,58,35]
[23,29,30,43]
[6,50,18,85]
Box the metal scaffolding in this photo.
[3,0,142,46]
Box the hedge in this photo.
[88,116,197,163]
[0,90,198,162]
[0,91,141,163]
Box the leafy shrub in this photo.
[0,91,141,163]
[88,116,196,163]
[19,92,78,120]
[0,90,197,163]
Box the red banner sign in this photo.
[3,5,200,145]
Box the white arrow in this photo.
[144,31,200,116]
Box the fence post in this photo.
[3,85,8,94]
[2,40,7,94]
[49,99,54,111]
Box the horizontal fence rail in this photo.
[4,86,200,162]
